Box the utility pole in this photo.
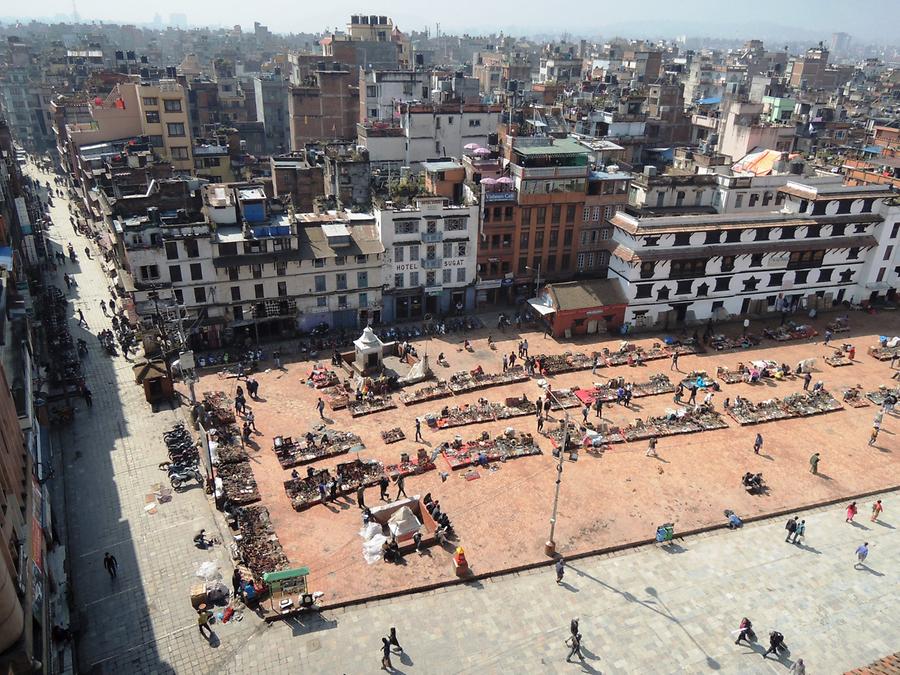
[544,388,569,557]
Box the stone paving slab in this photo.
[219,490,898,674]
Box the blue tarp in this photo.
[862,145,883,155]
[696,96,722,105]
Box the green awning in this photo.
[263,567,310,583]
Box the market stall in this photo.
[763,323,818,341]
[348,394,396,417]
[398,380,452,405]
[426,395,536,429]
[708,333,762,351]
[841,386,869,408]
[441,430,542,470]
[447,365,529,395]
[217,462,261,504]
[622,405,728,442]
[236,505,289,578]
[306,364,339,389]
[866,385,900,406]
[384,448,435,477]
[273,429,364,469]
[727,389,843,426]
[381,428,406,444]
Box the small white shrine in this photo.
[354,326,385,374]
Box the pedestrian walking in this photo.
[845,501,858,522]
[809,452,820,475]
[792,519,805,544]
[247,410,258,432]
[646,437,658,457]
[502,354,508,372]
[357,485,366,509]
[317,397,325,419]
[582,405,589,424]
[388,627,403,652]
[591,355,601,375]
[784,516,798,542]
[103,552,118,579]
[762,631,785,659]
[854,542,869,567]
[734,617,754,645]
[671,352,679,371]
[869,424,880,446]
[197,605,213,637]
[570,618,579,637]
[99,299,107,315]
[555,557,565,584]
[77,308,87,327]
[414,417,423,442]
[790,658,806,675]
[803,371,812,390]
[687,385,697,405]
[537,414,544,433]
[594,397,603,418]
[544,398,551,415]
[273,350,281,369]
[379,475,389,501]
[891,352,899,370]
[753,433,763,454]
[565,632,584,662]
[380,636,393,670]
[522,338,528,357]
[82,386,93,408]
[395,474,407,499]
[823,329,833,345]
[871,499,884,522]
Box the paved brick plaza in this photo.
[194,311,899,607]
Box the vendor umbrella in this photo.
[464,142,480,150]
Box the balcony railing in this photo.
[421,257,442,270]
[421,231,443,243]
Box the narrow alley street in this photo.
[29,160,259,673]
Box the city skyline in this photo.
[2,0,899,43]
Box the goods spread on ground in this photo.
[716,360,792,384]
[447,365,529,394]
[441,430,542,470]
[726,389,843,426]
[384,448,436,477]
[210,426,249,465]
[217,461,261,505]
[867,336,900,361]
[547,388,582,410]
[568,374,676,406]
[824,352,853,367]
[708,333,761,351]
[307,365,340,389]
[826,316,850,334]
[321,383,351,410]
[236,505,289,577]
[202,390,236,426]
[866,386,900,406]
[534,352,595,375]
[273,429,364,469]
[284,458,384,511]
[546,422,626,449]
[622,405,728,441]
[763,323,818,341]
[398,380,452,405]
[425,396,536,429]
[841,386,869,408]
[680,370,716,389]
[348,394,396,417]
[381,428,406,444]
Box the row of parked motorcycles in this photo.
[158,423,203,490]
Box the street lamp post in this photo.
[544,387,570,557]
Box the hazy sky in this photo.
[6,0,900,42]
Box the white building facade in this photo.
[606,174,900,330]
[376,197,478,321]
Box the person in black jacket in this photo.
[763,631,785,658]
